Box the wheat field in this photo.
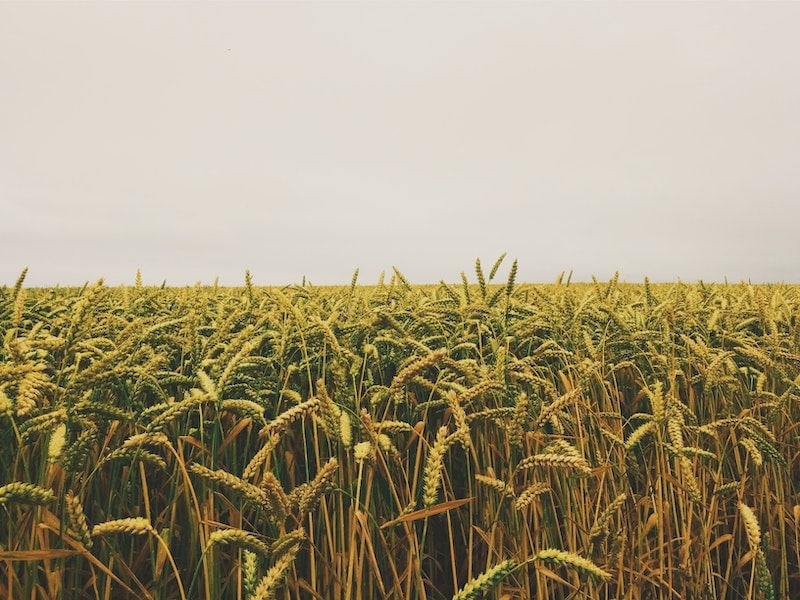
[1,259,798,599]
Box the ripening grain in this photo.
[1,261,798,599]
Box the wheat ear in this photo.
[533,548,611,581]
[0,482,55,505]
[452,559,516,600]
[92,517,155,537]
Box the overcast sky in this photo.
[2,1,799,287]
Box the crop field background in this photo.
[2,258,799,600]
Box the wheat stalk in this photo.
[208,529,270,556]
[475,474,514,497]
[0,482,55,505]
[739,502,762,550]
[389,348,448,397]
[452,558,516,600]
[64,490,92,548]
[260,471,289,522]
[243,549,259,598]
[588,493,627,544]
[515,482,550,510]
[517,452,592,475]
[47,422,68,463]
[189,463,273,512]
[533,548,611,581]
[297,457,339,514]
[243,433,280,481]
[260,398,320,437]
[423,426,451,507]
[354,441,376,465]
[92,517,155,537]
[251,541,301,600]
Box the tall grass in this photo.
[1,260,798,599]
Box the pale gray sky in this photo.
[2,1,799,286]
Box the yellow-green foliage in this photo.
[1,263,799,599]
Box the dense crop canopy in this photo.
[1,264,798,599]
